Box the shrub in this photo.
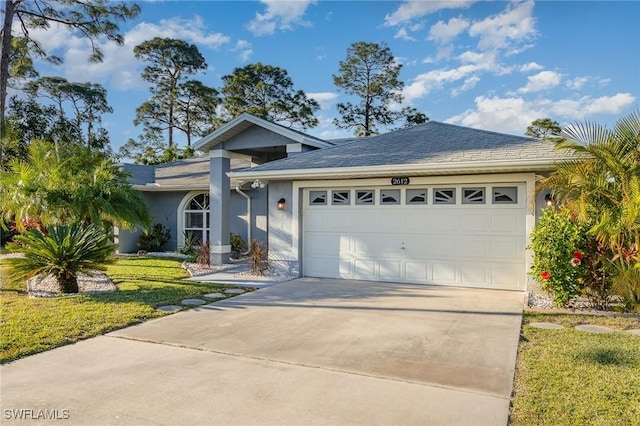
[4,224,116,293]
[179,231,198,257]
[230,233,247,257]
[137,223,171,252]
[612,266,640,313]
[248,239,268,275]
[529,208,590,306]
[196,240,210,266]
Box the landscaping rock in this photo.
[223,288,245,294]
[575,324,614,333]
[27,272,117,297]
[203,292,226,299]
[157,305,183,312]
[181,298,207,306]
[529,322,564,330]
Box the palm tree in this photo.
[541,111,640,259]
[540,110,640,309]
[4,224,116,293]
[0,140,151,232]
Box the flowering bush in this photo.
[529,208,590,306]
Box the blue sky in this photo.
[22,0,640,151]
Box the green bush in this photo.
[529,208,590,306]
[230,233,247,256]
[179,231,198,257]
[137,223,171,252]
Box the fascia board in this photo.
[227,158,561,181]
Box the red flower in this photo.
[573,250,584,260]
[570,214,577,221]
[540,271,551,280]
[571,257,582,267]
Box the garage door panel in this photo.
[354,260,376,280]
[379,261,403,280]
[352,235,380,257]
[461,212,491,233]
[458,238,488,258]
[491,263,522,288]
[491,212,522,234]
[461,263,489,286]
[433,262,458,283]
[430,211,459,233]
[491,238,525,258]
[405,262,430,281]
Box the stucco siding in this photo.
[267,181,298,274]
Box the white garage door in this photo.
[302,183,526,290]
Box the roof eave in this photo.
[227,158,561,181]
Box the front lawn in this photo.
[0,257,245,364]
[511,312,640,425]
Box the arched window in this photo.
[182,193,210,244]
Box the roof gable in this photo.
[192,113,332,152]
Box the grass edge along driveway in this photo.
[0,256,249,364]
[510,312,640,426]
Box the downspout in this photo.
[235,186,251,245]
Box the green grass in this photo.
[511,312,640,425]
[0,257,247,364]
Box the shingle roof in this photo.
[237,121,567,173]
[121,156,250,188]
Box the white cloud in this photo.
[446,92,636,134]
[247,0,317,36]
[468,0,537,51]
[29,16,232,91]
[232,40,253,62]
[451,76,480,96]
[565,76,589,90]
[403,64,485,103]
[519,62,544,72]
[307,92,338,110]
[518,70,562,93]
[394,28,416,41]
[384,0,476,26]
[428,17,470,44]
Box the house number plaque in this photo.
[390,177,410,185]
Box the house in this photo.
[117,113,568,291]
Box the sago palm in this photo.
[4,224,116,293]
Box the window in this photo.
[434,188,455,204]
[310,191,327,205]
[356,190,375,205]
[332,190,350,205]
[183,193,210,243]
[492,187,518,204]
[406,189,428,204]
[462,187,485,204]
[380,189,400,204]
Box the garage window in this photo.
[332,190,351,205]
[462,188,485,204]
[406,189,428,204]
[356,190,375,205]
[380,189,400,204]
[434,188,456,204]
[310,191,327,205]
[492,187,518,204]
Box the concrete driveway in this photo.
[1,278,524,425]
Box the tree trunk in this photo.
[57,272,80,294]
[1,0,16,157]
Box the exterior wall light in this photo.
[277,198,286,210]
[544,192,554,207]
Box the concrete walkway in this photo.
[1,279,525,425]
